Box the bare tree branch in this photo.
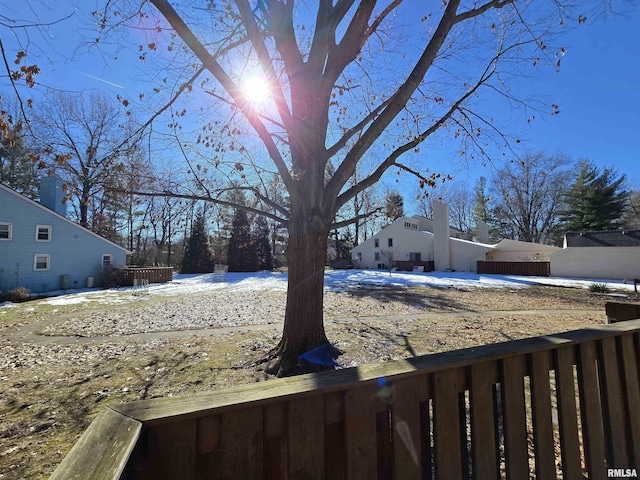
[115,189,289,226]
[149,0,296,195]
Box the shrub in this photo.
[589,282,610,293]
[0,287,31,303]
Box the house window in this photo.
[36,224,52,242]
[0,222,12,240]
[375,252,380,261]
[410,252,421,262]
[388,238,393,247]
[34,254,50,271]
[374,239,379,248]
[356,252,362,260]
[102,254,113,268]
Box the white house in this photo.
[350,201,560,273]
[0,177,130,293]
[550,230,640,280]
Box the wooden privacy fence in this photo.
[477,261,551,276]
[51,319,640,480]
[114,267,173,286]
[607,301,640,324]
[394,260,435,272]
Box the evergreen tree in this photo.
[384,190,404,221]
[254,216,274,271]
[0,121,40,198]
[472,177,491,225]
[227,209,257,272]
[562,159,628,232]
[181,211,215,273]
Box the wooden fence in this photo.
[113,267,173,286]
[394,260,435,272]
[607,301,640,323]
[477,261,551,276]
[51,318,640,480]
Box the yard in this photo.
[0,270,636,479]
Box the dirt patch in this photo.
[0,284,625,479]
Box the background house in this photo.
[350,201,560,273]
[550,230,640,280]
[0,177,129,293]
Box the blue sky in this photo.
[3,1,639,189]
[512,9,640,186]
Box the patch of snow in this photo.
[36,269,637,307]
[0,301,17,308]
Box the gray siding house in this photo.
[0,178,129,293]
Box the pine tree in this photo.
[181,211,215,273]
[472,177,491,225]
[227,209,257,272]
[254,216,274,271]
[562,159,628,232]
[0,123,40,199]
[384,191,404,221]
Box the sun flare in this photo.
[241,75,271,106]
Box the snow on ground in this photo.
[8,269,637,308]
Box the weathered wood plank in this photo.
[501,355,529,480]
[264,402,287,479]
[599,336,630,467]
[50,407,141,480]
[433,368,463,480]
[420,399,433,480]
[145,419,197,480]
[219,407,263,480]
[469,361,499,480]
[577,341,607,479]
[620,334,640,466]
[553,346,583,480]
[112,320,640,425]
[376,410,392,480]
[197,415,220,454]
[324,390,343,425]
[529,350,556,480]
[288,395,325,480]
[345,384,378,480]
[392,378,423,480]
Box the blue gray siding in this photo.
[0,185,128,293]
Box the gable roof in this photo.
[564,230,640,248]
[0,183,131,254]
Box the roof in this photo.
[564,230,640,248]
[0,183,131,254]
[494,238,561,252]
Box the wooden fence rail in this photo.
[51,318,640,479]
[477,261,551,276]
[113,267,173,286]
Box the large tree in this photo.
[30,92,138,229]
[562,159,628,232]
[490,152,572,244]
[103,0,590,375]
[624,190,640,230]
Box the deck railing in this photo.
[51,318,640,479]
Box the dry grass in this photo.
[0,284,624,479]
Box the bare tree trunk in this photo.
[270,210,336,377]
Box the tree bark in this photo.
[271,209,335,377]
